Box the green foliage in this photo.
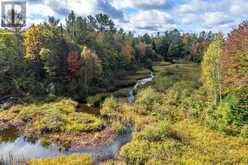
[0,33,24,95]
[153,76,174,92]
[121,139,181,165]
[135,121,172,142]
[100,96,120,118]
[120,140,151,165]
[201,36,224,105]
[135,87,162,113]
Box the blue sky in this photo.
[23,0,248,34]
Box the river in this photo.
[0,72,155,163]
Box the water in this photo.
[0,72,154,163]
[128,72,155,102]
[0,131,132,163]
[0,137,61,162]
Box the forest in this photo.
[0,10,248,165]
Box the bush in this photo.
[120,140,151,165]
[135,121,172,142]
[120,139,180,165]
[153,76,174,92]
[135,87,162,113]
[100,96,120,118]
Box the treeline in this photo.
[199,21,248,135]
[0,12,214,100]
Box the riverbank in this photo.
[0,64,158,164]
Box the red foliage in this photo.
[221,21,248,89]
[122,43,135,60]
[67,51,81,75]
[137,42,146,56]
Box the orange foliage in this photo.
[122,43,135,60]
[221,21,248,90]
[137,42,146,56]
[67,51,81,75]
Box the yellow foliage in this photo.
[29,154,93,165]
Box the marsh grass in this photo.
[29,154,93,165]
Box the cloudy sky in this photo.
[23,0,248,34]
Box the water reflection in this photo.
[0,137,61,162]
[0,130,131,162]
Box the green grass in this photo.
[153,62,200,82]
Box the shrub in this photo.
[153,76,174,92]
[135,121,172,142]
[135,87,162,113]
[120,140,151,165]
[100,96,120,118]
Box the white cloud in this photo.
[178,0,227,13]
[112,0,170,10]
[19,0,248,34]
[128,10,175,32]
[181,14,200,25]
[27,4,56,17]
[204,12,233,27]
[230,0,248,15]
[42,0,97,16]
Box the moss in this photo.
[29,154,93,165]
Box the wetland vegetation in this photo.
[0,10,248,165]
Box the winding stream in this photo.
[0,72,155,163]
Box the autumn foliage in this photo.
[221,21,248,91]
[67,51,81,75]
[24,25,44,62]
[137,42,146,56]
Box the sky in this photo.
[6,0,248,34]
